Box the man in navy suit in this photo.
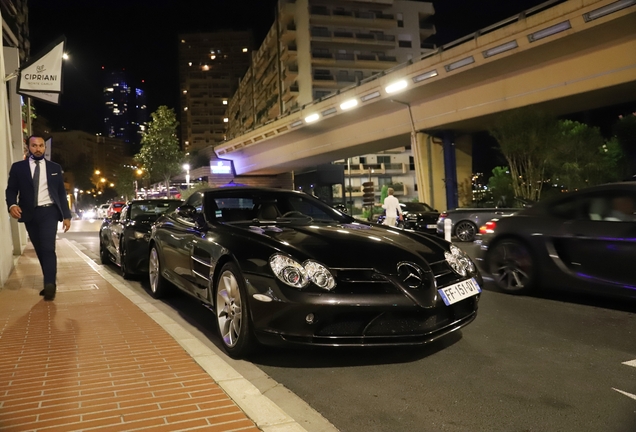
[6,135,72,301]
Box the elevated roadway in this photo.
[216,0,636,209]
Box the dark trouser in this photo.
[24,206,60,285]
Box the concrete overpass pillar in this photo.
[454,134,473,209]
[414,133,445,210]
[442,132,458,210]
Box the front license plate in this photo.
[438,278,481,306]
[426,224,437,229]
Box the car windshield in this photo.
[130,200,182,220]
[402,202,434,212]
[205,190,354,224]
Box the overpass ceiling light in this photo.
[444,56,475,72]
[482,40,518,58]
[527,21,571,42]
[305,113,320,123]
[322,107,337,116]
[339,99,358,110]
[412,69,438,83]
[583,0,636,22]
[385,80,408,94]
[360,91,381,102]
[290,120,303,128]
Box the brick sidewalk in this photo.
[0,240,264,432]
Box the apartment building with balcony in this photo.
[178,31,253,152]
[226,0,435,139]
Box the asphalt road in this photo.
[63,221,636,432]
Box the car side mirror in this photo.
[110,212,120,221]
[176,204,198,220]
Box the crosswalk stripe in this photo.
[622,359,636,368]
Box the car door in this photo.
[558,191,636,287]
[109,206,127,264]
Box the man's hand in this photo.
[63,218,71,232]
[9,205,21,219]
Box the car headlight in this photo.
[269,254,336,290]
[445,245,476,277]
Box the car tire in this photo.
[214,262,256,358]
[148,245,170,298]
[120,241,132,280]
[99,238,109,265]
[455,221,477,242]
[487,239,536,294]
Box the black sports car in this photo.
[377,201,440,233]
[479,182,636,299]
[148,187,482,358]
[99,199,183,278]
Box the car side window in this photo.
[185,192,203,212]
[603,193,636,222]
[548,197,582,220]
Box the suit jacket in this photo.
[5,159,72,223]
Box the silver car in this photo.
[437,207,519,242]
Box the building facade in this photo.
[178,31,253,152]
[226,0,435,139]
[103,70,148,154]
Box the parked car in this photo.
[148,187,482,358]
[106,201,126,218]
[97,203,110,219]
[479,182,636,299]
[100,199,183,278]
[436,198,533,242]
[377,202,440,234]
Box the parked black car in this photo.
[377,202,440,233]
[100,199,183,278]
[148,187,482,358]
[479,182,636,299]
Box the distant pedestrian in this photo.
[5,135,72,301]
[382,188,403,227]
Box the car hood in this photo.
[232,221,449,274]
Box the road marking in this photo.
[613,359,636,401]
[613,388,636,401]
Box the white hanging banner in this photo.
[17,36,66,105]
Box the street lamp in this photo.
[183,163,190,188]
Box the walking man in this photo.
[6,135,72,300]
[382,187,403,227]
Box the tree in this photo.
[489,108,560,201]
[613,112,636,175]
[549,120,625,191]
[135,106,183,198]
[487,166,514,205]
[114,166,136,201]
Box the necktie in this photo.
[33,160,40,206]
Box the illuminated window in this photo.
[188,62,192,66]
[222,100,228,105]
[242,48,248,52]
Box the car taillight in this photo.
[479,220,497,235]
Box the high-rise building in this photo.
[226,0,436,139]
[103,70,148,154]
[178,31,253,152]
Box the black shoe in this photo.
[43,283,56,301]
[39,289,45,296]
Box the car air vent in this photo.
[330,268,397,294]
[428,260,458,287]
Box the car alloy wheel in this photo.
[148,246,169,298]
[488,239,535,294]
[455,221,477,242]
[214,262,255,358]
[99,239,109,265]
[120,242,131,280]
